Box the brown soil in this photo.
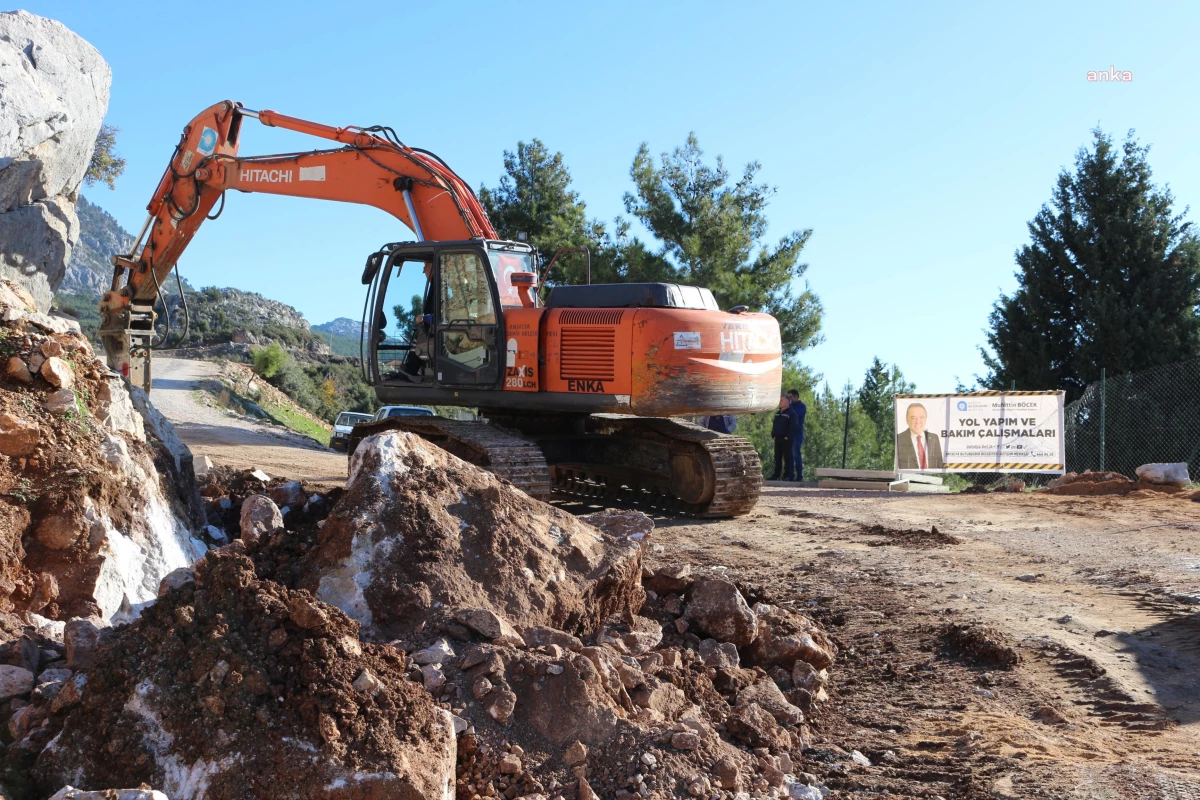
[940,622,1021,669]
[0,322,171,622]
[862,523,962,548]
[640,486,1200,798]
[36,550,453,800]
[1043,470,1186,496]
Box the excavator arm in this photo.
[100,100,498,387]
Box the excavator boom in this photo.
[100,100,494,386]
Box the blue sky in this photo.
[27,1,1200,392]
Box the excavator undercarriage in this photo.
[347,414,762,518]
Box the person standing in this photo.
[701,414,737,434]
[769,395,796,481]
[786,389,806,481]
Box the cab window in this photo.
[439,253,495,325]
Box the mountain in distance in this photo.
[54,195,329,354]
[312,318,362,357]
[61,195,134,296]
[314,317,361,339]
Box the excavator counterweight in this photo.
[107,101,782,516]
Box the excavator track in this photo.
[347,417,552,502]
[350,415,761,518]
[540,415,762,518]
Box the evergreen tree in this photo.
[625,134,822,354]
[482,135,824,356]
[982,129,1200,396]
[857,358,916,467]
[479,139,622,285]
[85,124,125,189]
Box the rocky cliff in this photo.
[0,11,110,311]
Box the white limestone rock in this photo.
[0,11,111,310]
[1135,462,1191,487]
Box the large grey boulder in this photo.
[0,10,111,310]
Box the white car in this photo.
[372,405,435,421]
[331,411,373,450]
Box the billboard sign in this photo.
[894,391,1066,473]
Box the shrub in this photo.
[252,342,288,378]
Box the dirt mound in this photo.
[20,436,841,800]
[939,622,1021,669]
[304,431,645,643]
[1043,470,1183,497]
[36,549,456,800]
[863,524,962,548]
[0,282,209,622]
[199,465,338,543]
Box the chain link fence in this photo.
[1065,358,1200,478]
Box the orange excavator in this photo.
[101,101,783,516]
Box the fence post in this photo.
[841,393,851,469]
[1099,367,1106,471]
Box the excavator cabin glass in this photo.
[365,240,535,391]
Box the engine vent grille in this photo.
[559,309,625,326]
[560,328,616,381]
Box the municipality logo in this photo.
[956,400,968,412]
[197,127,218,156]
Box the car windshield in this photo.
[385,407,431,417]
[335,412,371,426]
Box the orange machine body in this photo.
[537,309,781,415]
[108,100,782,420]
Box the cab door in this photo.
[435,250,501,387]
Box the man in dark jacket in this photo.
[769,395,798,481]
[786,389,806,481]
[702,415,737,434]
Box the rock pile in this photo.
[1044,466,1192,497]
[3,333,839,797]
[305,431,646,644]
[0,621,86,796]
[180,434,840,798]
[0,280,208,622]
[0,11,111,311]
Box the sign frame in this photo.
[894,391,1066,474]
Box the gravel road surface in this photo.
[150,356,347,487]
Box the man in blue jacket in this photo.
[787,389,806,481]
[769,395,797,481]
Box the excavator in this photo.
[100,101,783,516]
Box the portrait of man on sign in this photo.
[896,402,944,470]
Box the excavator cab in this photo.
[363,240,536,390]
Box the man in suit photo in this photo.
[896,402,944,470]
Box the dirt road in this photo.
[150,357,347,486]
[640,487,1200,798]
[143,367,1200,795]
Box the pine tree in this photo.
[982,129,1200,396]
[479,139,623,286]
[857,358,915,467]
[625,134,822,354]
